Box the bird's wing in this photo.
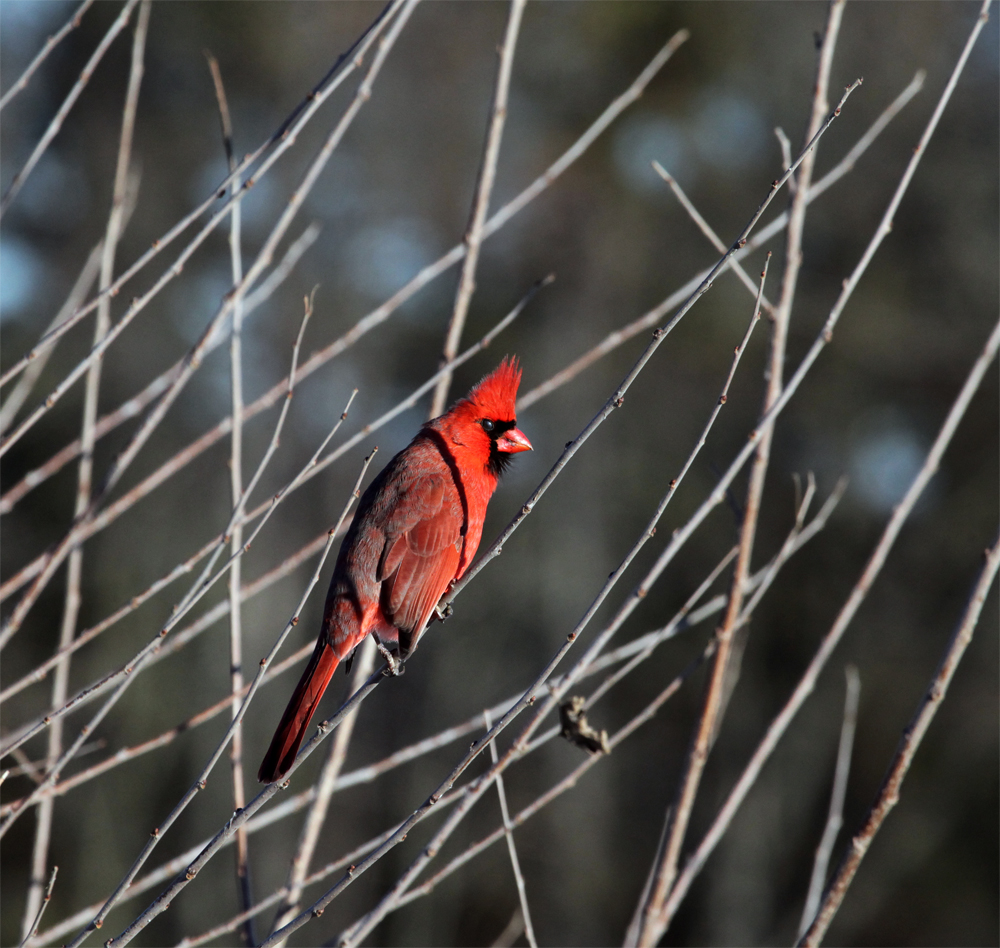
[377,472,463,642]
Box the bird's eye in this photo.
[481,419,495,433]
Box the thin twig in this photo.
[29,786,406,948]
[488,707,537,948]
[18,5,149,938]
[657,316,1000,930]
[17,865,57,948]
[488,705,538,948]
[799,536,1000,946]
[0,244,102,435]
[269,637,377,943]
[0,0,139,216]
[0,0,415,647]
[632,9,845,939]
[0,28,688,525]
[1,281,537,756]
[0,0,95,110]
[205,47,255,946]
[775,126,793,178]
[653,162,777,319]
[67,451,378,948]
[491,910,525,948]
[798,664,861,938]
[0,221,320,519]
[3,640,318,814]
[0,0,402,394]
[517,69,925,413]
[242,222,322,314]
[428,0,526,417]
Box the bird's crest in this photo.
[463,356,522,421]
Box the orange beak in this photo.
[497,426,532,454]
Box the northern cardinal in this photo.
[258,358,532,783]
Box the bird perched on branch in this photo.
[258,358,532,783]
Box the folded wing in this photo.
[377,472,463,655]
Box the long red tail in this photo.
[258,638,340,783]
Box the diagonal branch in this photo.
[630,7,846,941]
[0,0,95,110]
[656,315,1000,930]
[0,28,690,526]
[798,664,861,939]
[0,0,401,394]
[18,2,150,938]
[0,0,417,647]
[66,451,378,948]
[428,0,527,418]
[798,535,1000,946]
[0,0,139,216]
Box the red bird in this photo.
[258,358,532,783]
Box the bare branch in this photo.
[632,9,846,938]
[428,0,526,417]
[485,706,538,948]
[205,46,255,944]
[0,0,140,216]
[66,450,378,947]
[0,0,415,646]
[656,316,1000,930]
[0,0,402,394]
[799,536,1000,946]
[798,664,861,938]
[653,162,777,319]
[17,865,57,948]
[269,637,377,942]
[0,0,95,110]
[0,27,689,521]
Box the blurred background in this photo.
[1,2,997,945]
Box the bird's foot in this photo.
[377,641,404,676]
[434,601,453,622]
